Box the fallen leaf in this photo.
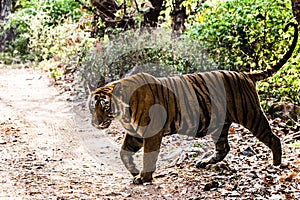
[285,171,297,182]
[279,176,286,182]
[225,186,232,191]
[229,127,235,133]
[203,181,219,191]
[263,177,267,183]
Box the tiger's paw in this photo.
[132,175,153,185]
[195,160,209,169]
[132,176,144,184]
[195,157,217,169]
[273,156,281,166]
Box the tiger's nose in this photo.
[92,123,101,129]
[91,120,100,128]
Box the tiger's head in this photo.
[88,83,116,129]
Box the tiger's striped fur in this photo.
[89,22,298,184]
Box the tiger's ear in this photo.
[93,82,117,95]
[102,84,115,94]
[111,82,122,97]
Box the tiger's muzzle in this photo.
[91,119,112,130]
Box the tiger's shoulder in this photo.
[117,72,159,90]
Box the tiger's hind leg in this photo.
[245,111,282,166]
[120,134,143,177]
[196,123,231,168]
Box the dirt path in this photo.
[0,67,131,199]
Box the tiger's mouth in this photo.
[92,120,112,129]
[100,120,111,129]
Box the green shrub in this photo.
[79,28,217,89]
[186,0,295,71]
[185,0,299,106]
[34,14,95,79]
[1,0,83,62]
[258,52,300,105]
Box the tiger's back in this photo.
[118,71,264,139]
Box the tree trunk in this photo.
[88,0,165,36]
[90,0,120,37]
[91,0,151,37]
[0,0,15,52]
[171,0,186,34]
[291,0,300,25]
[91,0,119,26]
[143,0,164,27]
[0,0,10,20]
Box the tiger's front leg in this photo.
[120,134,143,177]
[133,133,163,184]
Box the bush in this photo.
[185,0,299,106]
[258,51,300,105]
[79,28,217,90]
[33,14,95,81]
[186,0,295,71]
[1,0,84,62]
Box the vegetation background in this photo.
[0,0,299,125]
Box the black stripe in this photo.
[209,71,227,116]
[170,77,181,124]
[186,74,211,130]
[162,80,173,124]
[227,71,247,123]
[177,77,195,126]
[233,73,248,125]
[220,71,237,121]
[238,77,259,129]
[159,79,167,108]
[204,72,223,102]
[252,113,263,136]
[194,74,211,103]
[257,126,271,143]
[126,75,140,84]
[240,73,259,105]
[133,90,142,125]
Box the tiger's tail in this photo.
[251,22,298,81]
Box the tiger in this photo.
[89,22,298,184]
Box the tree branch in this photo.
[74,0,93,12]
[291,0,300,25]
